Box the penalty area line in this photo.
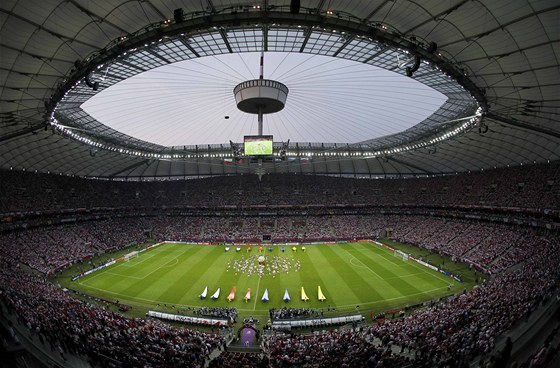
[347,255,384,280]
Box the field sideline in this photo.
[69,241,467,320]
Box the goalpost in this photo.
[124,251,139,262]
[394,250,409,261]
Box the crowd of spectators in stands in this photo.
[265,329,419,368]
[0,213,558,366]
[0,211,548,280]
[1,213,554,275]
[372,244,559,364]
[208,351,269,368]
[266,234,560,367]
[0,162,559,366]
[0,218,148,274]
[0,257,224,367]
[490,230,550,274]
[1,161,559,213]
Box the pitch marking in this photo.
[120,251,158,268]
[82,257,179,283]
[372,244,455,285]
[348,256,383,279]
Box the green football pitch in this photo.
[68,241,466,321]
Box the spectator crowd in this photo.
[0,162,559,367]
[1,161,558,213]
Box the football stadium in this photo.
[0,1,559,368]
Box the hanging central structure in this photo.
[233,52,289,135]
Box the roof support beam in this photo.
[145,0,167,19]
[263,24,268,51]
[458,40,559,63]
[0,9,100,50]
[207,0,216,13]
[119,60,146,72]
[1,86,52,91]
[440,5,560,48]
[177,37,200,58]
[0,67,62,78]
[0,43,74,64]
[68,0,130,34]
[389,156,432,175]
[314,1,328,15]
[299,28,313,53]
[146,49,171,64]
[486,113,560,140]
[363,1,392,23]
[108,159,151,178]
[0,123,48,143]
[219,28,233,53]
[333,36,355,57]
[403,0,470,34]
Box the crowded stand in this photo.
[421,220,471,253]
[272,217,304,242]
[0,227,94,274]
[369,237,560,365]
[208,351,269,368]
[391,217,449,248]
[462,227,523,268]
[148,216,205,242]
[0,218,149,275]
[0,214,557,276]
[330,215,378,240]
[267,236,560,367]
[490,228,548,273]
[0,258,225,367]
[1,161,559,213]
[0,162,559,366]
[440,222,491,257]
[265,329,418,368]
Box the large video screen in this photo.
[244,135,273,156]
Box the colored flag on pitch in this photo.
[227,287,236,302]
[318,286,326,301]
[283,288,290,302]
[200,286,208,299]
[261,288,269,302]
[301,287,309,301]
[211,287,220,300]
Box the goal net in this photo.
[394,250,409,261]
[124,251,139,262]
